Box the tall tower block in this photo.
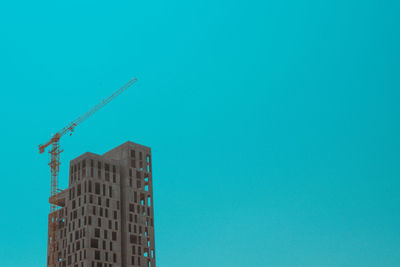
[47,141,156,267]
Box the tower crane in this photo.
[39,77,137,267]
[39,77,137,211]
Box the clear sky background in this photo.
[0,1,399,266]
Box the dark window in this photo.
[95,228,100,238]
[82,160,86,178]
[95,183,100,195]
[90,160,94,177]
[98,161,102,179]
[94,250,100,260]
[112,232,117,241]
[90,239,98,249]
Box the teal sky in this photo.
[1,1,399,266]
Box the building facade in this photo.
[48,141,156,267]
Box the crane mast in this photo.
[39,77,137,267]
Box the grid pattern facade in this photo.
[47,142,156,267]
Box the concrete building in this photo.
[48,141,156,267]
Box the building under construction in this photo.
[48,141,156,267]
[38,78,156,267]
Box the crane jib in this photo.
[38,77,137,153]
